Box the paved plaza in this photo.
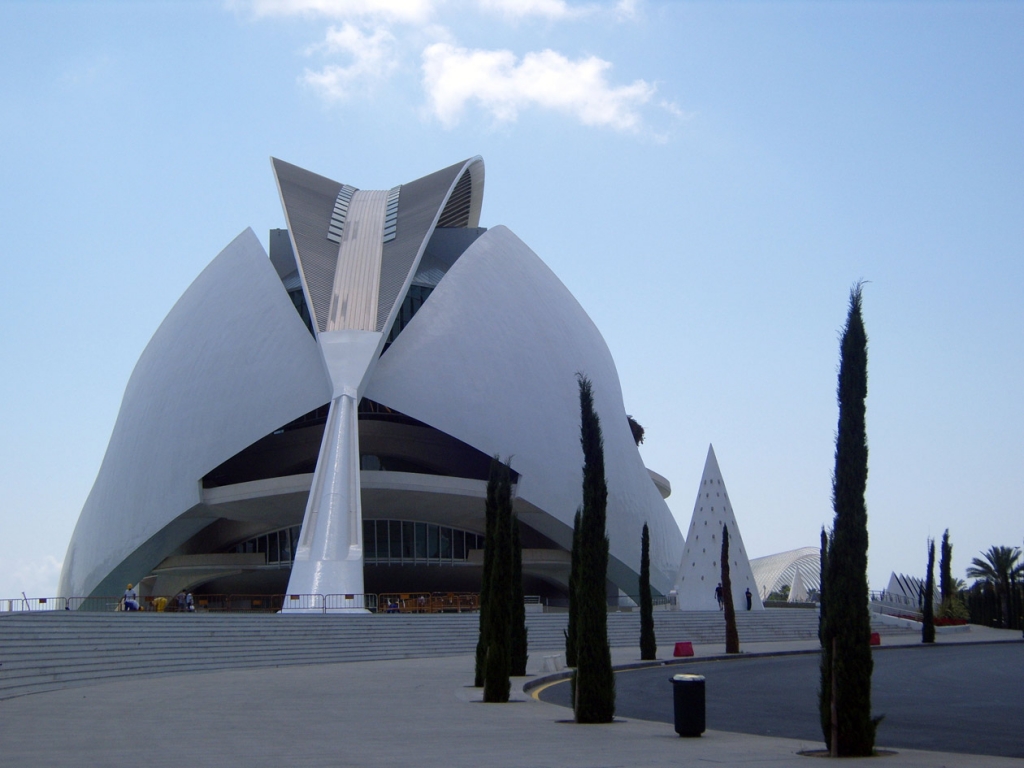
[0,628,1020,767]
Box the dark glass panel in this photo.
[402,522,415,560]
[363,520,376,559]
[415,523,427,560]
[427,524,440,559]
[453,529,465,560]
[389,520,402,559]
[440,527,451,559]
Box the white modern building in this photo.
[749,546,821,602]
[58,157,685,606]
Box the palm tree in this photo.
[966,546,1023,628]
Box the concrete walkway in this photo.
[0,626,1018,767]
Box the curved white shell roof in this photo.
[59,160,684,600]
[366,225,684,594]
[59,229,333,598]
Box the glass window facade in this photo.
[224,521,484,567]
[361,519,485,565]
[225,526,302,564]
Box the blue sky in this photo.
[1,0,1021,597]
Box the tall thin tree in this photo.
[565,507,582,667]
[639,523,657,660]
[819,284,877,756]
[511,507,528,676]
[923,538,936,643]
[722,524,740,654]
[939,529,953,605]
[818,526,831,744]
[573,374,615,723]
[475,457,502,687]
[483,461,513,702]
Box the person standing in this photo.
[185,592,195,612]
[715,583,723,610]
[745,588,753,611]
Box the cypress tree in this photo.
[939,529,953,605]
[819,284,876,756]
[573,374,615,723]
[483,461,513,702]
[511,507,528,676]
[565,507,581,667]
[923,539,936,644]
[818,526,832,745]
[475,457,502,687]
[639,523,657,660]
[722,524,740,654]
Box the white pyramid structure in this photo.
[674,445,764,611]
[789,567,809,603]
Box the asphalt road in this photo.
[539,643,1024,758]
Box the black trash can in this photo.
[670,673,706,737]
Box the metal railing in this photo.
[0,597,68,612]
[68,596,122,612]
[325,593,378,612]
[1,591,561,615]
[870,590,924,608]
[869,590,924,621]
[378,592,478,613]
[281,593,326,612]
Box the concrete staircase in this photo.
[0,609,912,699]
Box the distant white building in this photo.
[750,546,821,602]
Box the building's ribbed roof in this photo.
[749,546,820,601]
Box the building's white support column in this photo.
[284,330,381,613]
[283,187,389,613]
[285,393,366,611]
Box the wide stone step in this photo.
[0,609,899,698]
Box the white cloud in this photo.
[614,0,639,20]
[302,23,399,102]
[475,0,642,22]
[422,43,655,131]
[234,0,434,23]
[476,0,588,21]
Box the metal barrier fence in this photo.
[0,597,68,612]
[870,590,924,609]
[325,593,378,612]
[869,590,926,622]
[377,592,479,613]
[68,596,122,612]
[281,593,326,612]
[1,591,533,615]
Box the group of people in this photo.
[121,584,194,612]
[714,583,754,611]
